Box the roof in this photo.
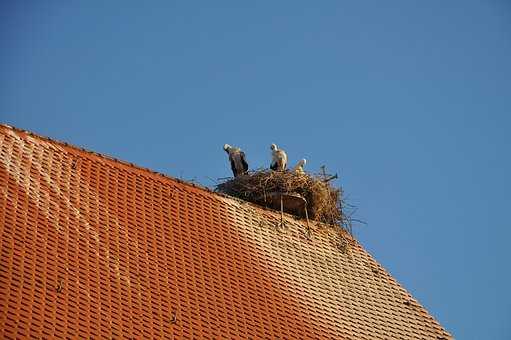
[0,124,452,339]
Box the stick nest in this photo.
[216,170,343,226]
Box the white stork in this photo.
[293,159,306,174]
[270,144,287,171]
[223,144,248,177]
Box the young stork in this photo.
[223,144,248,177]
[293,159,307,174]
[270,143,288,171]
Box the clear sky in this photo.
[1,1,510,338]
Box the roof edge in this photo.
[1,123,218,193]
[0,123,346,232]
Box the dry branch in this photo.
[216,170,344,226]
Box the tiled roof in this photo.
[0,124,452,339]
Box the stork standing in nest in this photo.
[223,144,248,177]
[270,143,287,171]
[293,159,307,174]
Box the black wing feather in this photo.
[230,157,238,177]
[240,152,248,172]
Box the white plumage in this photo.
[270,144,287,171]
[223,144,248,177]
[293,159,306,174]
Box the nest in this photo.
[216,170,343,226]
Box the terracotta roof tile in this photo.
[0,124,452,339]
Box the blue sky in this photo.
[1,1,510,338]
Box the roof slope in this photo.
[0,125,451,339]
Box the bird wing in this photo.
[229,154,238,177]
[270,151,278,170]
[279,150,288,170]
[240,151,248,172]
[277,158,285,170]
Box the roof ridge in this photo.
[0,123,216,192]
[0,123,346,233]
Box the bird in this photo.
[270,144,287,171]
[223,144,248,177]
[293,159,307,174]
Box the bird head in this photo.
[223,144,231,152]
[299,159,306,166]
[270,143,277,151]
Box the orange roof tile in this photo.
[0,124,452,339]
